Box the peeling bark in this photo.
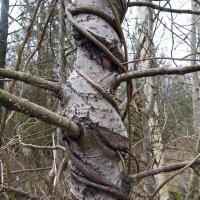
[61,0,130,199]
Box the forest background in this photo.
[1,0,200,199]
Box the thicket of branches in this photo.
[0,0,200,199]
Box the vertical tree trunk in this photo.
[58,0,67,82]
[0,0,9,119]
[62,0,130,199]
[136,0,169,198]
[152,99,169,200]
[52,2,68,198]
[186,1,200,199]
[136,0,157,196]
[0,2,11,199]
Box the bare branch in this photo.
[149,154,200,200]
[0,68,60,93]
[0,185,39,200]
[129,158,200,182]
[0,89,80,138]
[115,65,200,83]
[128,2,200,15]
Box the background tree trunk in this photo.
[136,0,157,196]
[0,0,9,119]
[186,1,200,199]
[136,0,169,198]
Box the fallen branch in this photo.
[115,65,200,83]
[128,2,200,15]
[0,89,80,138]
[0,68,60,93]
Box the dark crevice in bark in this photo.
[73,30,125,73]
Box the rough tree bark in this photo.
[62,0,130,199]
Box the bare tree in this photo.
[1,0,200,199]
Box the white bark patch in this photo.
[61,54,126,136]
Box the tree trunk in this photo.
[0,0,9,119]
[62,1,130,199]
[186,1,200,199]
[136,0,157,196]
[136,0,169,198]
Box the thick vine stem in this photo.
[0,185,39,200]
[65,9,127,74]
[68,6,117,32]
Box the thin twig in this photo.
[123,56,200,65]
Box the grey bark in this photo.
[136,0,157,196]
[186,1,200,199]
[0,0,9,118]
[58,0,67,82]
[61,0,130,199]
[136,1,169,199]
